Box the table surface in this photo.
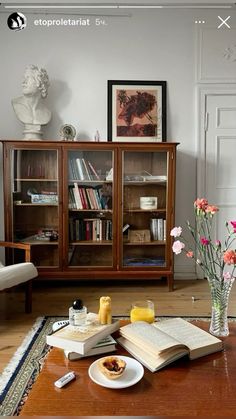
[20,321,236,416]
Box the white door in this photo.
[205,93,236,241]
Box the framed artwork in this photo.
[108,80,166,142]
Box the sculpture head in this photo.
[22,64,50,98]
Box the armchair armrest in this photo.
[0,241,32,262]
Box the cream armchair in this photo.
[0,241,38,313]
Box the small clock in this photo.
[59,124,76,141]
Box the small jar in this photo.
[69,299,87,326]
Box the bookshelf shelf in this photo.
[2,140,178,290]
[14,178,58,182]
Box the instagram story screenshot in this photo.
[0,0,236,416]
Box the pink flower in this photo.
[172,240,185,255]
[170,227,182,237]
[200,237,210,246]
[194,198,208,211]
[223,272,232,281]
[215,240,221,247]
[223,250,236,265]
[206,205,219,215]
[230,221,236,233]
[186,251,194,258]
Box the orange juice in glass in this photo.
[130,300,155,323]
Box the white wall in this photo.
[0,8,228,276]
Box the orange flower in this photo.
[223,250,236,265]
[186,251,194,258]
[194,198,208,211]
[206,205,219,215]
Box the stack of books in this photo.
[46,313,119,360]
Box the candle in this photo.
[98,296,112,324]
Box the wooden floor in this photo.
[1,278,236,374]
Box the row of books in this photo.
[69,158,101,181]
[69,183,108,210]
[150,218,166,241]
[69,217,113,241]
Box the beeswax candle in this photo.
[98,296,112,324]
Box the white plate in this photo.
[88,355,144,389]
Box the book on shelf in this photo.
[123,223,130,233]
[117,318,223,372]
[64,335,117,360]
[46,313,120,355]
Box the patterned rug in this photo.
[1,315,235,416]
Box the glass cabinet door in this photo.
[11,148,60,267]
[67,149,114,267]
[121,150,168,269]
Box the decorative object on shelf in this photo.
[105,168,113,181]
[108,80,166,142]
[59,124,77,141]
[12,64,51,140]
[94,130,100,142]
[171,198,236,337]
[128,229,151,243]
[140,196,158,210]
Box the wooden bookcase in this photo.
[1,140,178,290]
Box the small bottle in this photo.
[69,299,87,326]
[94,130,100,142]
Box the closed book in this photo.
[64,335,117,360]
[118,318,222,372]
[46,313,120,355]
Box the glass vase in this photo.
[209,279,234,337]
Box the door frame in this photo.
[197,84,236,200]
[196,85,236,278]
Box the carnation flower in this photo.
[170,226,182,237]
[230,221,236,233]
[200,237,210,246]
[186,251,194,258]
[206,205,219,215]
[172,240,185,255]
[194,198,208,211]
[223,272,232,281]
[223,250,236,265]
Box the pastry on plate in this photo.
[98,356,126,380]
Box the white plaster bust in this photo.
[12,64,52,139]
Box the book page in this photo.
[120,321,187,356]
[154,318,222,359]
[118,337,189,372]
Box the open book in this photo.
[47,313,119,355]
[118,318,223,372]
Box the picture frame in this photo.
[107,80,166,142]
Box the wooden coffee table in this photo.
[20,321,236,416]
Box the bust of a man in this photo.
[12,64,52,139]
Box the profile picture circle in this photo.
[7,12,27,31]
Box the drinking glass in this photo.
[130,300,155,323]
